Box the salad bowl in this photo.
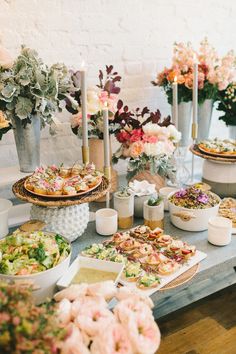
[168,187,221,232]
[0,230,71,304]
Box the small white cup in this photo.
[0,198,13,239]
[96,208,118,236]
[208,216,232,246]
[159,187,178,211]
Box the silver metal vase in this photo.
[13,115,40,172]
[177,101,192,147]
[228,125,236,140]
[197,99,214,141]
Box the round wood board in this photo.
[190,145,236,164]
[159,263,199,291]
[198,144,236,158]
[24,176,102,199]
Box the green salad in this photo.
[0,230,70,275]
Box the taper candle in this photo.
[80,61,89,163]
[193,55,198,126]
[103,102,110,170]
[172,76,178,129]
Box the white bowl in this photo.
[168,190,221,232]
[57,256,124,289]
[0,233,71,304]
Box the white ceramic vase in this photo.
[172,101,192,147]
[228,125,236,140]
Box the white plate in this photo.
[57,256,124,289]
[119,250,207,297]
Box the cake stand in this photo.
[12,176,110,242]
[190,145,236,197]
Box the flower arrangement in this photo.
[66,65,121,139]
[152,38,236,105]
[55,281,161,354]
[169,187,219,209]
[217,82,236,126]
[0,282,64,353]
[112,100,181,180]
[0,46,73,140]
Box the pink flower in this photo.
[90,323,132,354]
[71,295,107,319]
[99,90,109,104]
[130,128,143,142]
[130,141,145,158]
[60,325,90,354]
[116,130,131,143]
[12,316,20,326]
[71,112,83,128]
[122,315,161,354]
[142,135,158,144]
[74,305,115,337]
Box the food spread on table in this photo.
[198,138,236,157]
[71,267,118,284]
[0,230,70,275]
[24,163,102,197]
[169,187,220,209]
[219,198,236,228]
[81,225,197,290]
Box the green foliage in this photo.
[0,46,74,138]
[147,196,162,206]
[217,83,236,126]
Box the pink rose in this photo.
[130,128,143,142]
[90,323,132,354]
[142,135,158,144]
[99,90,109,104]
[71,112,82,128]
[130,141,144,158]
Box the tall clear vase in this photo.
[12,115,40,172]
[198,99,214,141]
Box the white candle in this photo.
[172,76,178,129]
[103,103,110,169]
[80,61,88,148]
[193,55,198,125]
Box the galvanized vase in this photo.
[198,99,214,141]
[13,116,40,172]
[177,101,192,147]
[228,125,236,140]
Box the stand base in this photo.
[30,203,89,242]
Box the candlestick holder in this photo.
[104,166,112,208]
[186,123,199,185]
[82,146,89,165]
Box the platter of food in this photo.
[198,138,236,158]
[80,225,207,296]
[0,227,71,303]
[219,198,236,234]
[24,163,103,198]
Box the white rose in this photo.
[167,125,181,143]
[143,123,161,136]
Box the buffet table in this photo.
[8,173,236,320]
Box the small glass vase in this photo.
[143,200,164,230]
[173,146,190,188]
[113,192,134,229]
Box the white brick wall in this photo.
[0,0,235,171]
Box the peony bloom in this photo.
[130,141,145,158]
[90,322,132,354]
[74,305,115,337]
[123,315,161,354]
[87,87,102,115]
[116,130,131,143]
[130,128,143,142]
[142,134,158,144]
[167,125,181,143]
[143,123,161,137]
[144,141,166,156]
